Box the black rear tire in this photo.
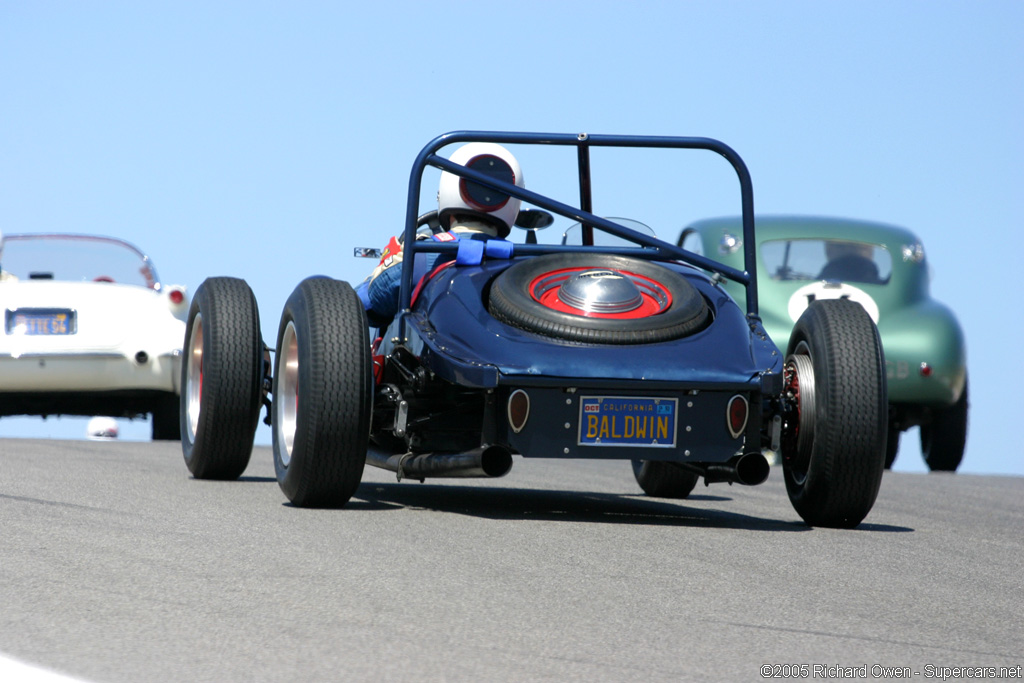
[180,277,263,479]
[273,277,371,508]
[782,300,887,528]
[632,460,699,499]
[152,394,181,441]
[920,376,968,472]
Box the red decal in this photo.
[379,236,403,267]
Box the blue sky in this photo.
[2,1,1021,476]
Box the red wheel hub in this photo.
[782,353,816,471]
[529,267,673,319]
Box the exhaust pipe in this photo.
[366,444,514,481]
[701,452,770,486]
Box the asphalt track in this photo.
[1,438,1021,682]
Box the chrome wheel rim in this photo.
[185,313,203,442]
[784,340,817,482]
[276,320,299,467]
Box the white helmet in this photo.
[438,143,524,237]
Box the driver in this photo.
[818,240,882,284]
[357,142,524,328]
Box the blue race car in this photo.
[179,132,888,528]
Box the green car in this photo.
[679,216,968,471]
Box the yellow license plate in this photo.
[579,396,678,447]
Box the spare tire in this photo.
[489,253,708,344]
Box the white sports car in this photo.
[0,233,188,440]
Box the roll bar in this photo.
[398,131,758,321]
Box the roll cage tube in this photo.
[398,132,758,326]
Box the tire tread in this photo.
[275,278,370,508]
[181,277,262,480]
[784,299,887,528]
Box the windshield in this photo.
[561,218,656,247]
[761,238,891,285]
[0,234,160,288]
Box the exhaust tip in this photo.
[480,445,514,478]
[735,452,770,486]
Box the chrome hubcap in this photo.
[276,321,299,467]
[557,269,643,314]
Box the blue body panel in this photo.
[381,258,783,464]
[397,259,782,390]
[502,385,745,462]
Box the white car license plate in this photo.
[6,309,77,335]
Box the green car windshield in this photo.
[761,239,892,286]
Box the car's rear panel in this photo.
[396,260,781,464]
[1,281,185,394]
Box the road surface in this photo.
[1,439,1021,681]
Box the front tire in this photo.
[920,376,968,472]
[180,277,263,479]
[781,300,887,528]
[884,423,900,470]
[632,460,699,499]
[273,277,372,508]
